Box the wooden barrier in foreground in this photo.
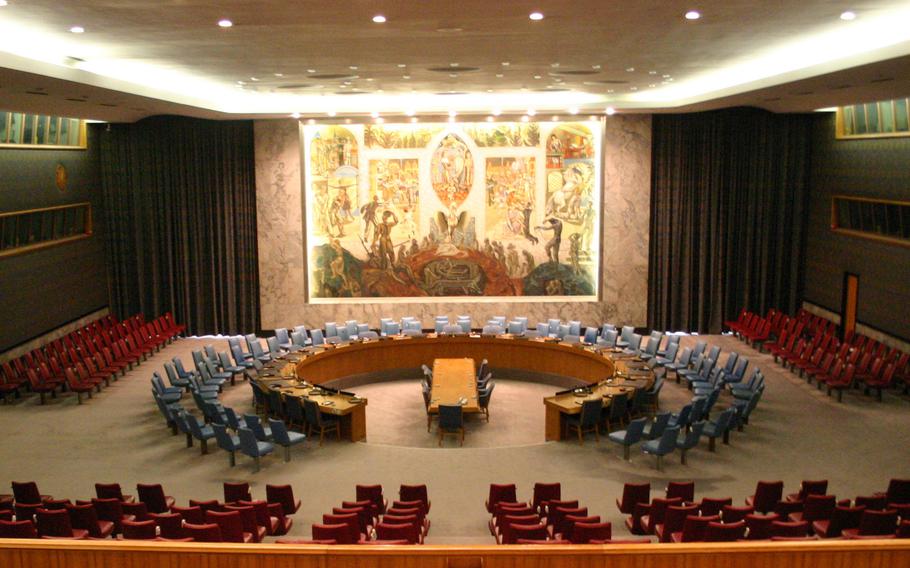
[0,539,908,568]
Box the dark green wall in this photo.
[0,124,109,352]
[803,113,910,340]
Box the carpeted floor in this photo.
[0,333,907,543]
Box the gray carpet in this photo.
[0,334,907,543]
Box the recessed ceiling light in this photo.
[486,116,494,122]
[448,116,457,123]
[344,118,351,124]
[527,109,537,116]
[529,12,544,21]
[448,110,457,117]
[274,73,284,77]
[592,64,601,70]
[551,63,560,68]
[370,111,380,118]
[449,73,458,78]
[307,69,316,73]
[649,70,658,75]
[327,111,337,117]
[307,119,316,125]
[218,19,233,28]
[250,77,259,81]
[521,115,530,122]
[372,14,387,23]
[486,89,493,93]
[568,107,579,114]
[495,73,504,78]
[450,62,459,67]
[840,11,856,20]
[533,75,542,79]
[410,117,419,123]
[551,115,559,121]
[402,75,411,79]
[375,117,385,124]
[366,77,374,81]
[397,63,407,68]
[349,66,358,70]
[605,107,616,115]
[405,109,416,116]
[501,61,510,66]
[236,80,245,85]
[343,81,352,85]
[607,89,614,93]
[685,10,701,20]
[626,67,635,72]
[70,26,85,34]
[291,112,301,119]
[492,109,502,115]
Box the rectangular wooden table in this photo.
[428,357,479,416]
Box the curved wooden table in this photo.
[281,335,632,442]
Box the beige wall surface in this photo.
[254,115,651,332]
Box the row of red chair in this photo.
[0,480,298,542]
[485,482,627,544]
[619,478,910,541]
[0,312,185,405]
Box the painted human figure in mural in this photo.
[377,210,398,269]
[568,233,582,274]
[360,195,381,244]
[547,133,564,156]
[521,201,538,245]
[536,217,563,264]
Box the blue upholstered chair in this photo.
[608,417,647,461]
[151,373,182,403]
[248,340,272,363]
[676,421,705,464]
[243,414,273,441]
[228,337,253,361]
[657,334,680,358]
[548,319,561,337]
[360,330,379,340]
[622,333,642,355]
[237,427,274,472]
[164,362,190,391]
[597,329,618,348]
[345,320,358,338]
[290,331,308,350]
[324,322,338,338]
[379,318,394,336]
[185,411,216,455]
[482,324,504,335]
[568,321,582,336]
[492,316,507,328]
[437,404,464,446]
[457,318,471,334]
[230,344,255,369]
[557,324,570,339]
[385,322,401,336]
[655,343,680,367]
[507,321,523,335]
[536,322,549,336]
[274,328,292,350]
[224,407,247,431]
[616,326,635,349]
[638,337,661,360]
[583,327,599,345]
[478,382,495,421]
[218,352,245,377]
[213,423,242,467]
[642,411,671,440]
[565,399,602,445]
[514,317,529,332]
[310,328,325,346]
[703,407,737,451]
[172,357,197,381]
[356,323,370,336]
[442,324,464,335]
[641,425,680,471]
[266,337,284,359]
[268,419,306,462]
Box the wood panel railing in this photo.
[0,539,908,568]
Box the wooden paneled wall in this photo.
[1,540,908,568]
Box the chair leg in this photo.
[39,393,46,405]
[656,455,663,471]
[709,437,716,452]
[680,449,687,465]
[723,430,730,445]
[623,445,631,461]
[460,428,464,447]
[253,456,260,473]
[185,433,193,448]
[577,427,583,446]
[319,428,325,447]
[438,429,443,447]
[200,439,208,455]
[229,451,236,467]
[284,445,291,462]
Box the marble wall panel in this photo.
[254,115,651,332]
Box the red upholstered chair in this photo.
[617,482,650,514]
[312,522,353,544]
[703,520,746,541]
[490,503,534,536]
[356,484,387,516]
[324,513,364,543]
[550,508,587,540]
[67,503,114,538]
[239,499,291,536]
[375,521,421,544]
[855,494,888,510]
[666,481,695,503]
[26,369,57,405]
[558,515,600,541]
[0,519,37,538]
[510,522,549,543]
[640,497,683,535]
[386,505,428,535]
[570,521,612,544]
[699,497,733,517]
[36,508,88,538]
[121,519,158,540]
[92,498,133,535]
[14,502,42,523]
[223,482,252,505]
[842,509,899,537]
[359,539,411,545]
[499,514,541,544]
[745,513,780,540]
[531,482,561,515]
[486,484,518,513]
[149,512,184,539]
[0,510,11,522]
[225,505,265,542]
[547,505,586,536]
[786,479,828,503]
[136,484,175,514]
[111,501,146,524]
[882,479,910,506]
[655,503,699,543]
[275,538,337,544]
[205,510,252,543]
[789,494,836,529]
[11,481,51,505]
[897,520,910,538]
[42,499,73,511]
[182,522,223,542]
[671,514,721,543]
[189,499,225,513]
[335,506,372,535]
[170,505,205,525]
[399,484,431,514]
[516,538,569,544]
[95,483,134,503]
[746,481,784,514]
[771,520,810,538]
[722,505,754,524]
[589,538,652,544]
[266,484,301,515]
[813,505,865,538]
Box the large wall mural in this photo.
[303,120,602,302]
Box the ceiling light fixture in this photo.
[495,73,504,78]
[840,11,857,21]
[551,115,559,121]
[349,65,358,70]
[605,107,616,115]
[405,109,416,116]
[491,108,501,115]
[0,1,8,6]
[626,67,635,72]
[291,112,301,119]
[375,117,385,124]
[250,77,259,81]
[568,107,579,114]
[307,69,316,73]
[327,111,336,117]
[529,12,544,21]
[448,110,457,117]
[274,73,284,77]
[217,19,233,28]
[521,115,530,122]
[372,14,387,23]
[410,117,419,123]
[397,63,407,68]
[685,10,701,20]
[402,74,411,79]
[70,26,85,34]
[527,109,537,116]
[501,61,510,66]
[370,111,380,118]
[486,116,494,122]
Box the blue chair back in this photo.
[655,426,680,455]
[213,423,238,451]
[648,411,671,438]
[438,405,463,430]
[623,417,647,443]
[311,328,325,346]
[691,341,707,359]
[237,427,264,457]
[268,419,291,445]
[345,320,358,337]
[457,319,471,334]
[557,324,570,339]
[662,342,679,362]
[678,421,705,450]
[536,322,549,336]
[601,329,618,347]
[324,322,338,337]
[723,352,739,374]
[568,321,582,336]
[583,327,598,344]
[548,319,561,335]
[275,328,290,346]
[291,331,308,348]
[508,321,523,335]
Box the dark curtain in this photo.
[648,108,811,333]
[99,116,259,335]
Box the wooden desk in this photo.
[429,358,479,413]
[286,336,618,442]
[542,358,655,441]
[256,363,368,442]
